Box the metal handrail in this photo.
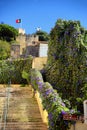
[0,104,4,129]
[2,87,10,130]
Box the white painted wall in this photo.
[39,44,48,57]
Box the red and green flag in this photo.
[16,19,21,23]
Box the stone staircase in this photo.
[0,86,48,130]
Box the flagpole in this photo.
[20,19,22,29]
[16,19,22,29]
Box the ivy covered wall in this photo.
[45,19,87,111]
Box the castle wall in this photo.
[25,45,39,57]
[32,57,47,70]
[15,33,48,58]
[11,44,20,58]
[18,28,25,35]
[26,35,39,45]
[16,35,26,55]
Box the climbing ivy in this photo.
[45,19,87,112]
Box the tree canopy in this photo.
[0,40,10,60]
[0,24,18,42]
[35,30,49,41]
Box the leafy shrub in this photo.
[0,60,14,84]
[31,69,70,130]
[45,19,87,112]
[0,56,33,84]
[0,40,10,60]
[31,68,44,90]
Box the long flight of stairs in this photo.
[0,86,48,130]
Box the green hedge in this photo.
[0,56,33,84]
[45,19,87,112]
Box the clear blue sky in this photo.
[0,0,87,34]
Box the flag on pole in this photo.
[16,19,21,23]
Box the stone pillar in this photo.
[83,100,87,123]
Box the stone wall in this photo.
[11,44,20,58]
[16,35,26,55]
[18,28,25,35]
[16,34,39,55]
[70,122,87,130]
[13,34,48,58]
[32,57,47,70]
[25,45,39,57]
[26,34,39,45]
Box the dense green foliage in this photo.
[0,56,33,84]
[0,60,14,84]
[0,40,10,60]
[35,30,49,41]
[0,24,18,42]
[22,70,30,84]
[31,69,69,130]
[45,19,87,112]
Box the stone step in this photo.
[0,87,48,130]
[0,122,48,130]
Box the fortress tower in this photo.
[17,28,25,35]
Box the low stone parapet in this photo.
[35,91,48,124]
[31,87,48,125]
